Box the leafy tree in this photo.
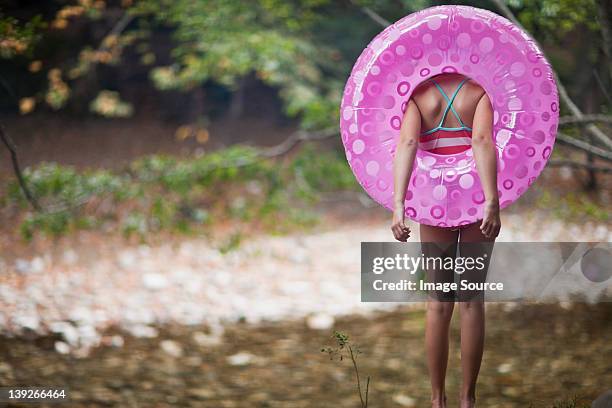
[137,0,341,129]
[1,0,609,130]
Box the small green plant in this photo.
[321,331,370,408]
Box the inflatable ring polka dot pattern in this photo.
[340,5,559,227]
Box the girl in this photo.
[391,72,501,408]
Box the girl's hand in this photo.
[391,205,411,242]
[480,200,501,239]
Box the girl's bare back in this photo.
[411,73,486,132]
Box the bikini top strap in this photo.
[431,77,470,128]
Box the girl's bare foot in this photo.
[431,395,447,408]
[459,397,476,408]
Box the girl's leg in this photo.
[457,223,495,408]
[420,224,459,408]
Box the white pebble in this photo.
[160,340,183,358]
[306,313,335,331]
[192,331,222,347]
[126,324,158,338]
[142,273,168,290]
[393,394,416,407]
[227,352,256,366]
[54,341,71,354]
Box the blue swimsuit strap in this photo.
[420,77,473,136]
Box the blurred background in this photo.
[0,0,610,407]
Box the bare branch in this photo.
[548,160,612,173]
[96,12,135,54]
[556,132,612,161]
[358,3,391,27]
[0,126,41,212]
[260,128,337,157]
[354,1,391,28]
[490,0,612,150]
[559,114,612,125]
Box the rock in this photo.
[288,249,308,264]
[248,392,269,402]
[54,341,71,354]
[227,352,257,366]
[392,393,416,407]
[384,358,403,371]
[0,362,14,380]
[188,388,215,400]
[50,322,80,345]
[330,369,346,382]
[30,257,45,273]
[14,314,40,332]
[109,335,124,347]
[14,259,31,274]
[502,387,520,397]
[192,331,222,347]
[497,362,513,374]
[142,273,169,290]
[306,313,334,330]
[77,324,101,348]
[126,324,158,338]
[160,340,183,358]
[69,306,95,324]
[62,249,78,264]
[117,250,137,269]
[137,245,151,256]
[186,356,202,367]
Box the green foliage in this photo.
[20,211,71,240]
[122,212,148,238]
[6,0,609,128]
[129,145,265,194]
[5,143,356,240]
[89,90,134,117]
[9,163,125,210]
[140,0,340,129]
[536,189,609,222]
[0,14,45,58]
[508,0,599,41]
[290,144,358,196]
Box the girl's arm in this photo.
[471,93,501,238]
[392,99,421,241]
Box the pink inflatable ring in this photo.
[340,5,559,227]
